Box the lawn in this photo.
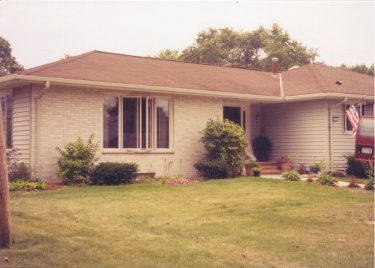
[335,177,370,184]
[1,178,373,268]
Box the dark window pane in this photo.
[224,106,241,125]
[5,95,12,148]
[148,99,153,149]
[123,98,139,148]
[242,110,246,132]
[364,104,373,116]
[103,96,119,148]
[141,98,146,149]
[156,99,169,148]
[0,95,12,148]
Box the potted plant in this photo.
[245,161,258,176]
[277,156,291,172]
[253,167,262,177]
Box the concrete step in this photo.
[261,166,280,171]
[261,170,283,175]
[257,162,282,175]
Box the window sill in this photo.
[102,149,174,154]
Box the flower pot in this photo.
[280,163,290,172]
[246,168,254,176]
[253,170,261,177]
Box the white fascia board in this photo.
[10,74,282,102]
[284,92,374,102]
[2,75,373,102]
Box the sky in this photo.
[0,0,374,69]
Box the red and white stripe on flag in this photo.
[345,105,360,137]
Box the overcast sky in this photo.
[0,1,373,69]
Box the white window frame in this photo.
[103,95,173,153]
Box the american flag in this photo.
[345,105,360,137]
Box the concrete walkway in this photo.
[261,174,366,189]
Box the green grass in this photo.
[335,177,370,184]
[1,178,373,268]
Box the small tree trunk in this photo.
[0,107,11,248]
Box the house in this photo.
[0,51,373,182]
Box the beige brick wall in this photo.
[32,85,223,182]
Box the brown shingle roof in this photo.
[21,50,281,96]
[19,51,374,97]
[282,64,374,96]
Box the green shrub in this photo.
[364,178,374,191]
[9,180,48,191]
[252,136,272,161]
[199,118,247,176]
[282,170,301,181]
[361,160,374,179]
[344,154,367,178]
[91,162,138,185]
[194,160,229,179]
[8,162,30,182]
[316,172,337,186]
[56,134,99,185]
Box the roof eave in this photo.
[1,74,372,102]
[284,92,374,102]
[1,74,282,102]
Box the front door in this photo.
[223,104,255,159]
[223,106,242,126]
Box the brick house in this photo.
[0,51,373,182]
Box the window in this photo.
[0,95,12,148]
[103,96,119,148]
[104,96,171,150]
[344,103,373,132]
[223,105,247,132]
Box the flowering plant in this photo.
[277,156,291,167]
[166,179,191,185]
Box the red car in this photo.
[355,116,374,161]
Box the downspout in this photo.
[328,97,347,172]
[34,81,50,178]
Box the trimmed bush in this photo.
[91,162,138,185]
[316,172,337,186]
[199,118,247,176]
[282,170,301,181]
[194,160,229,179]
[56,135,99,185]
[344,154,367,178]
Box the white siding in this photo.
[262,100,328,167]
[13,87,31,164]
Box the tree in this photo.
[0,36,24,76]
[155,49,181,61]
[0,107,11,249]
[339,64,374,76]
[156,24,318,71]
